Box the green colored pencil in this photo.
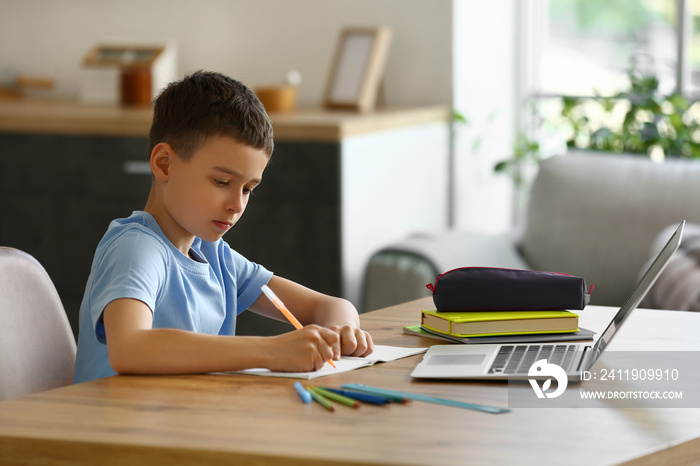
[306,386,335,412]
[312,386,360,409]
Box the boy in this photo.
[74,71,373,383]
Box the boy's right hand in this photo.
[265,324,340,372]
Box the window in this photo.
[520,0,700,160]
[535,0,680,97]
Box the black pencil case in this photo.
[426,267,592,311]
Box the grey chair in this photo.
[0,247,76,401]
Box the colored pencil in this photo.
[312,387,360,409]
[294,382,312,404]
[321,387,390,405]
[341,384,510,414]
[306,386,335,412]
[340,384,410,403]
[261,285,336,368]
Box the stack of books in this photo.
[405,309,594,344]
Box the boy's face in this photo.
[156,135,268,251]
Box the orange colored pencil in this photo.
[260,285,337,368]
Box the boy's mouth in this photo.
[213,220,233,231]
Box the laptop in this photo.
[410,220,685,380]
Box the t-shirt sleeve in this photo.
[221,243,273,314]
[87,230,167,343]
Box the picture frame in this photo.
[324,27,392,113]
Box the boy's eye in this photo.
[214,178,229,186]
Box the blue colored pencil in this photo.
[294,381,312,404]
[340,384,410,403]
[321,387,390,405]
[341,383,510,414]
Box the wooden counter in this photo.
[0,99,152,137]
[0,98,449,141]
[268,106,449,141]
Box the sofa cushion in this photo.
[520,152,700,307]
[642,222,700,311]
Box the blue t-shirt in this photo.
[73,211,272,383]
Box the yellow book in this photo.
[420,310,579,338]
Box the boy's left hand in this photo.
[329,325,374,358]
[251,275,375,359]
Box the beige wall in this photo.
[0,0,452,107]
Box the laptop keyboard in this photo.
[488,344,579,374]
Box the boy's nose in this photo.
[227,191,245,213]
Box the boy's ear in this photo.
[150,143,176,181]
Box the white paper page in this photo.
[363,345,427,362]
[231,345,427,380]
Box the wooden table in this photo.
[1,298,699,465]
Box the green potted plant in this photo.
[495,69,700,184]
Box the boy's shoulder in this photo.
[103,211,163,241]
[97,212,231,269]
[96,211,172,261]
[96,211,256,274]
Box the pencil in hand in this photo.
[260,285,337,368]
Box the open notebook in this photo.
[229,345,427,380]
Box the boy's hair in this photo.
[149,71,274,159]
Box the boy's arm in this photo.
[248,275,374,357]
[102,298,339,375]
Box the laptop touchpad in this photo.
[427,354,486,366]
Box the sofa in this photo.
[362,151,700,312]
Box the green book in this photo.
[402,324,594,344]
[420,309,579,338]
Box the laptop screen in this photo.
[589,221,684,361]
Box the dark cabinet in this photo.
[0,135,344,338]
[0,133,151,338]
